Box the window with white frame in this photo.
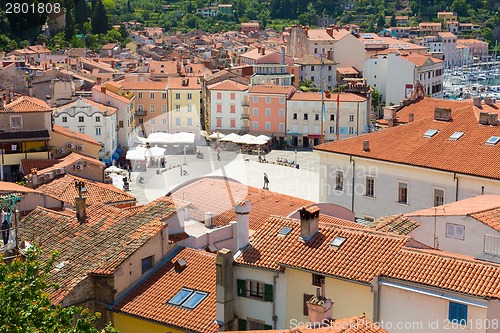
[78,127,85,133]
[162,92,167,99]
[279,123,284,131]
[253,96,258,103]
[265,108,271,117]
[253,108,258,116]
[335,171,343,191]
[62,116,67,123]
[280,97,285,104]
[95,116,101,122]
[187,105,192,112]
[329,126,335,133]
[150,105,155,113]
[265,122,271,130]
[446,223,465,240]
[315,114,319,121]
[175,93,181,100]
[138,92,143,99]
[266,96,271,103]
[151,118,155,125]
[150,92,155,99]
[366,177,375,197]
[434,189,445,206]
[175,117,181,126]
[162,118,167,125]
[10,115,22,128]
[253,121,258,130]
[162,105,167,113]
[187,118,192,126]
[398,182,408,204]
[78,116,85,122]
[95,127,101,135]
[330,114,335,121]
[349,114,354,122]
[175,104,181,112]
[279,109,285,117]
[187,93,192,100]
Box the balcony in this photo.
[241,113,250,120]
[135,109,147,117]
[241,126,249,133]
[241,99,249,106]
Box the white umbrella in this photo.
[256,135,271,141]
[145,146,166,158]
[170,132,196,145]
[220,133,241,142]
[126,147,147,161]
[233,134,257,144]
[208,132,226,139]
[105,165,125,173]
[147,132,172,144]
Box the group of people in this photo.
[276,158,295,167]
[258,155,268,163]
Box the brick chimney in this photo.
[299,206,320,241]
[101,86,106,94]
[362,140,370,152]
[235,200,251,250]
[216,248,235,331]
[489,113,498,126]
[473,97,482,107]
[261,47,266,55]
[479,112,489,125]
[75,197,87,224]
[408,113,414,122]
[326,28,333,37]
[306,295,333,326]
[434,107,452,121]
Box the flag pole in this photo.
[336,89,340,141]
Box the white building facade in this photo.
[53,98,118,160]
[208,80,248,133]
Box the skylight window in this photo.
[423,129,439,138]
[278,226,293,236]
[330,236,346,248]
[167,288,208,310]
[486,136,500,145]
[449,132,464,141]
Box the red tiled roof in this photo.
[394,97,468,123]
[21,159,60,175]
[207,79,248,91]
[52,124,101,145]
[315,106,500,180]
[168,178,312,230]
[236,215,409,280]
[113,248,219,333]
[319,213,363,228]
[385,248,500,298]
[248,84,296,96]
[290,92,366,102]
[367,214,420,235]
[37,152,104,175]
[167,77,201,90]
[20,196,180,304]
[3,96,51,113]
[56,98,118,115]
[0,181,41,194]
[36,174,136,206]
[121,80,167,90]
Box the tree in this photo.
[0,247,117,333]
[390,13,396,27]
[91,0,109,34]
[74,0,91,31]
[450,0,469,17]
[65,7,76,40]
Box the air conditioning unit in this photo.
[66,143,74,150]
[76,144,84,151]
[44,173,53,179]
[74,164,83,171]
[55,168,65,175]
[56,148,65,154]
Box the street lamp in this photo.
[294,149,297,165]
[183,146,187,165]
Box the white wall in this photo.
[409,215,498,257]
[209,89,245,132]
[379,280,488,333]
[318,152,500,219]
[233,265,287,329]
[333,35,366,71]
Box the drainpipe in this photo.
[453,172,459,201]
[273,272,278,328]
[356,101,360,135]
[350,155,355,213]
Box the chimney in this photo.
[97,77,102,85]
[281,46,286,65]
[75,197,87,224]
[261,47,265,55]
[408,113,414,122]
[434,107,452,121]
[0,98,3,110]
[326,27,333,37]
[485,96,492,105]
[489,113,498,126]
[473,96,482,107]
[205,212,213,228]
[234,199,251,250]
[479,112,489,125]
[216,248,235,331]
[257,46,262,53]
[306,295,333,327]
[101,86,106,94]
[299,206,320,241]
[174,258,187,271]
[363,140,370,152]
[327,49,333,60]
[45,95,51,106]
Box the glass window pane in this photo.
[168,288,193,305]
[183,291,208,309]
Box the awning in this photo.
[308,134,321,138]
[0,130,50,143]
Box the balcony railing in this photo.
[135,109,147,117]
[241,126,249,133]
[241,99,249,106]
[241,113,250,120]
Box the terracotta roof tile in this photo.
[3,96,51,113]
[248,84,296,96]
[37,152,104,175]
[20,159,60,175]
[36,174,136,206]
[168,178,312,230]
[52,124,102,145]
[121,80,167,90]
[207,79,248,91]
[236,215,409,280]
[20,196,180,304]
[315,106,500,180]
[0,181,41,194]
[290,92,367,102]
[367,214,420,235]
[113,248,219,333]
[385,248,500,298]
[319,214,364,229]
[55,98,118,115]
[167,77,201,90]
[394,97,469,123]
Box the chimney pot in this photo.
[204,212,213,228]
[485,96,493,105]
[363,140,370,152]
[306,295,333,326]
[299,206,320,241]
[101,86,106,94]
[473,96,482,107]
[479,112,489,125]
[216,249,235,330]
[489,113,498,126]
[235,199,251,250]
[75,197,87,224]
[408,113,415,122]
